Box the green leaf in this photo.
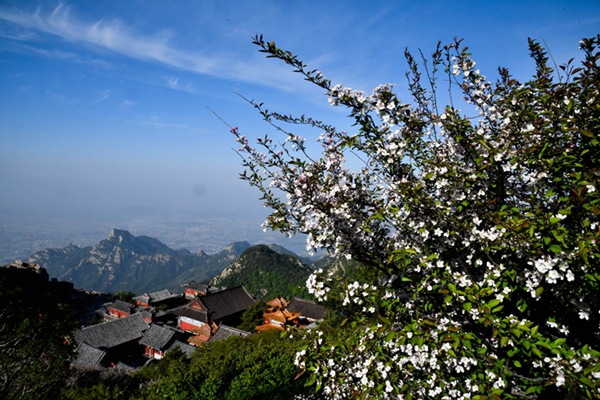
[581,130,595,138]
[549,244,562,253]
[580,376,595,389]
[531,325,539,335]
[488,299,500,308]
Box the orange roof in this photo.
[266,296,289,310]
[263,310,287,324]
[285,310,301,320]
[188,335,209,346]
[255,323,284,332]
[264,309,301,324]
[190,324,211,337]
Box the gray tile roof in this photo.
[287,297,327,320]
[72,342,107,366]
[133,289,181,304]
[166,340,197,358]
[182,281,209,292]
[208,325,250,343]
[139,324,176,351]
[106,299,135,313]
[167,305,208,323]
[114,361,138,370]
[199,286,255,322]
[74,313,149,349]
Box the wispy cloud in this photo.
[4,42,114,69]
[165,76,196,93]
[94,90,110,102]
[0,25,39,41]
[0,3,298,90]
[141,121,189,129]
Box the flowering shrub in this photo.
[232,35,600,399]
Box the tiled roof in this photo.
[138,308,155,320]
[133,289,181,304]
[139,324,176,351]
[114,361,138,370]
[188,298,205,311]
[266,296,288,310]
[263,309,300,324]
[166,340,196,358]
[208,325,250,343]
[191,324,212,337]
[287,297,327,320]
[74,313,149,349]
[188,324,212,346]
[199,286,255,321]
[255,323,284,332]
[73,342,107,366]
[107,299,135,313]
[168,305,208,323]
[182,281,209,291]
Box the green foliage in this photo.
[230,34,600,398]
[237,299,268,331]
[61,379,139,400]
[116,290,136,303]
[136,330,310,400]
[0,270,78,400]
[212,245,312,299]
[61,362,144,400]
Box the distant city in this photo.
[0,213,310,264]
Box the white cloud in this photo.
[0,26,39,41]
[165,76,196,93]
[95,90,110,102]
[0,3,299,91]
[5,42,114,68]
[141,121,189,130]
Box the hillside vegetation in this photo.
[210,245,313,300]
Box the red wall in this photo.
[180,320,201,331]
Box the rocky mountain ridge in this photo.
[26,229,251,294]
[25,229,319,296]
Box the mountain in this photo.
[161,241,252,289]
[26,229,250,294]
[267,243,315,266]
[210,244,313,300]
[312,253,372,279]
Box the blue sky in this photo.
[1,1,599,247]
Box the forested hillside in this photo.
[210,245,313,300]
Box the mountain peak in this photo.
[223,241,251,254]
[107,229,134,242]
